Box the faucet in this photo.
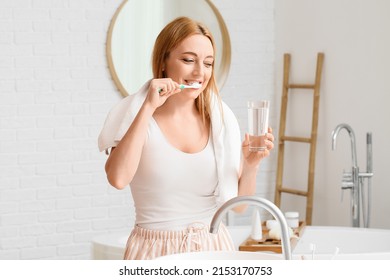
[331,124,373,228]
[209,196,292,260]
[331,123,358,167]
[331,123,360,227]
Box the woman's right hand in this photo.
[145,78,182,110]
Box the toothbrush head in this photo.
[189,82,202,89]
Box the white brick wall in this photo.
[0,0,275,259]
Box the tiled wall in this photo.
[0,0,275,259]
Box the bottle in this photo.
[251,209,263,241]
[285,211,299,228]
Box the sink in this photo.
[91,225,253,259]
[155,250,284,260]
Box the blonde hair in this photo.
[152,17,221,123]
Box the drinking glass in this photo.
[247,100,270,151]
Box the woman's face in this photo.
[164,34,214,96]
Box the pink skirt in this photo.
[123,223,234,260]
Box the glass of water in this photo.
[247,100,270,151]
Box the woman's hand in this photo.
[145,78,182,110]
[241,127,275,170]
[235,128,275,209]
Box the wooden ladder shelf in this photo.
[274,53,324,225]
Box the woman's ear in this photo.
[162,65,166,77]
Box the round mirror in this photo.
[107,0,231,97]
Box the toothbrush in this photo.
[179,83,202,89]
[310,243,316,260]
[330,247,340,260]
[158,83,201,93]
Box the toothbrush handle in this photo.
[159,84,186,93]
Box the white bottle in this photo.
[251,209,263,241]
[285,211,299,228]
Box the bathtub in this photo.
[293,226,390,260]
[91,225,390,260]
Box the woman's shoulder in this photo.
[98,81,151,152]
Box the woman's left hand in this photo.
[241,127,275,169]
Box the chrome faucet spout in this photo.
[210,196,292,260]
[331,123,362,227]
[331,123,358,167]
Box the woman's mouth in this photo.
[184,80,202,87]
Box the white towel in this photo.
[98,80,241,205]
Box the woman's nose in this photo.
[192,62,204,76]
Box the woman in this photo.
[98,17,274,260]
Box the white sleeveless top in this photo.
[98,80,241,221]
[130,118,219,230]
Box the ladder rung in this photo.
[279,187,308,197]
[281,136,312,143]
[288,84,315,89]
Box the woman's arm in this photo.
[104,79,180,189]
[104,101,154,189]
[234,129,274,212]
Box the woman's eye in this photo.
[204,62,213,68]
[182,58,194,63]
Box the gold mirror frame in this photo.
[106,0,231,97]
